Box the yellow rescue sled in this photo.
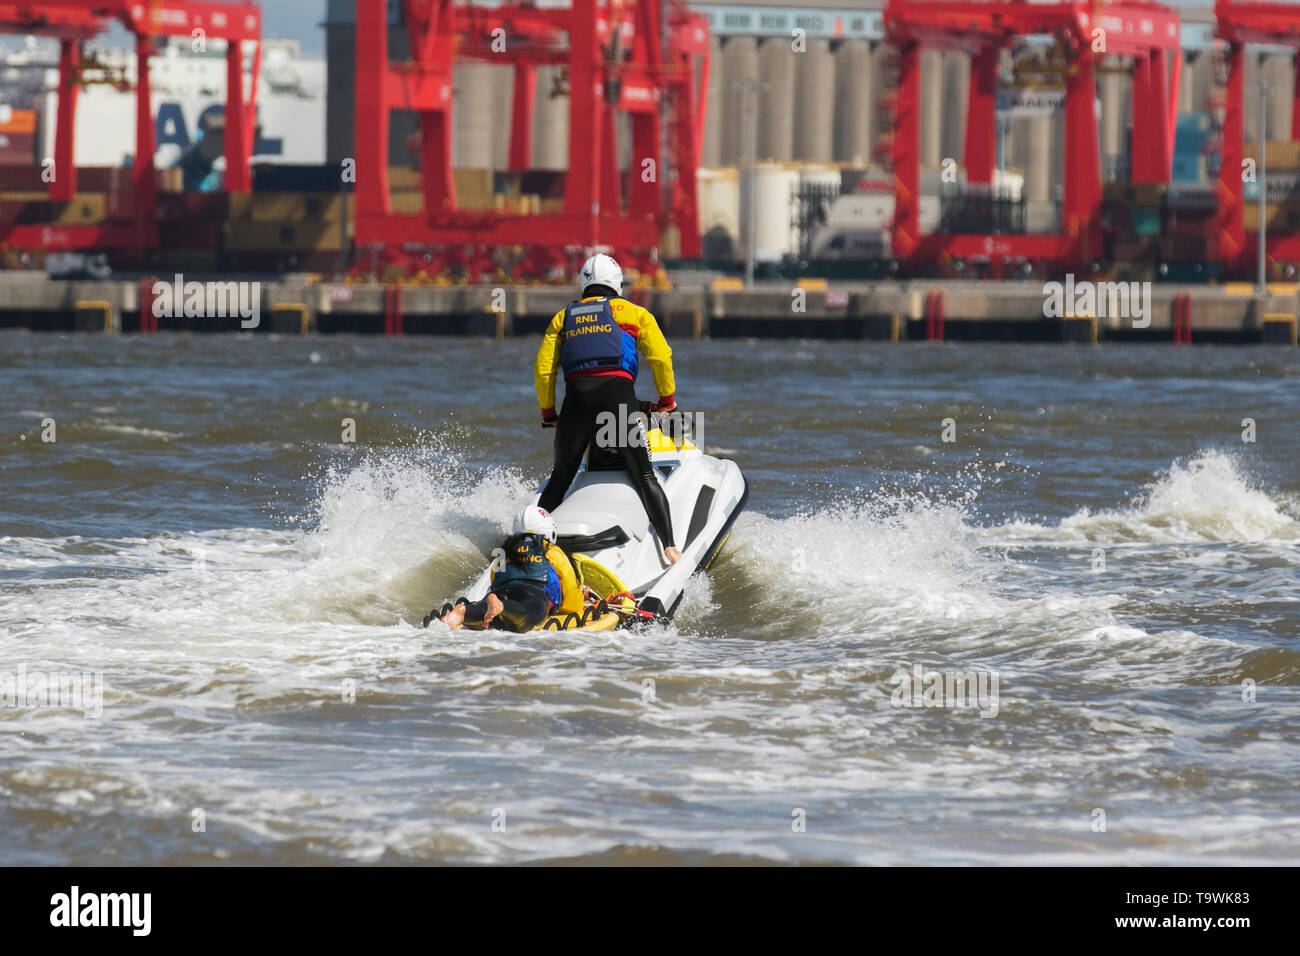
[463,554,638,633]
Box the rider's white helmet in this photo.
[578,253,623,296]
[514,505,557,543]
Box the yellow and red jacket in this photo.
[534,296,676,417]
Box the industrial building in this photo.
[318,1,1300,272]
[324,2,1290,188]
[2,1,1300,287]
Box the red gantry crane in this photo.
[352,0,710,281]
[882,0,1181,271]
[0,1,261,251]
[1213,0,1300,267]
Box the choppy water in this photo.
[2,331,1298,865]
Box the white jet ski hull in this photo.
[545,440,748,620]
[455,432,748,624]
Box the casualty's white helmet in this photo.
[514,505,557,543]
[578,253,623,296]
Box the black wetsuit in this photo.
[537,375,675,549]
[459,583,552,633]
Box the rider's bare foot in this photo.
[440,603,467,630]
[664,546,683,565]
[482,593,505,627]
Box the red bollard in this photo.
[1173,291,1192,344]
[924,289,945,341]
[138,277,157,333]
[384,284,403,335]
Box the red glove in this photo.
[650,395,676,414]
[541,407,557,429]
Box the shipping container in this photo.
[492,194,540,214]
[453,167,495,209]
[225,219,344,252]
[1244,202,1300,232]
[159,218,225,251]
[0,132,36,166]
[0,193,105,225]
[1163,233,1209,262]
[155,191,230,224]
[156,250,222,273]
[1165,185,1218,214]
[252,164,349,192]
[1102,182,1167,207]
[0,165,140,192]
[518,170,566,200]
[229,192,345,223]
[1244,140,1300,171]
[220,250,342,273]
[1111,236,1160,261]
[388,167,421,191]
[105,167,135,220]
[0,166,44,190]
[389,191,424,214]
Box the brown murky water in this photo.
[2,331,1298,863]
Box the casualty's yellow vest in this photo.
[544,541,583,614]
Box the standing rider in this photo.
[534,253,682,566]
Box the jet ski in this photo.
[431,405,748,632]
